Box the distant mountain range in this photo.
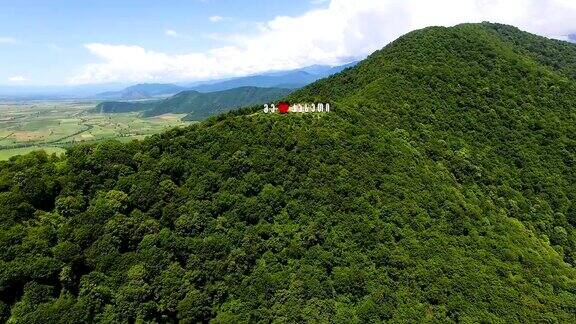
[94,83,187,100]
[90,61,358,119]
[91,61,359,100]
[0,83,128,101]
[0,61,358,101]
[186,71,317,93]
[94,86,292,121]
[187,62,358,93]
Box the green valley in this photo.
[0,101,192,161]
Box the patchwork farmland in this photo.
[0,101,192,160]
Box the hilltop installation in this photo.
[263,102,331,114]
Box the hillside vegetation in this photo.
[2,23,576,322]
[95,86,292,121]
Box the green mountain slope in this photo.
[2,23,576,322]
[485,23,576,81]
[289,22,576,264]
[95,86,292,120]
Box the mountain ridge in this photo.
[188,61,359,93]
[94,83,187,100]
[91,61,359,101]
[94,86,293,120]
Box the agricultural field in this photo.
[0,101,192,160]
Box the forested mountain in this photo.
[2,22,576,322]
[95,87,292,121]
[144,87,293,120]
[485,24,576,81]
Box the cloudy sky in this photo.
[1,0,575,86]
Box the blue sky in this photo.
[1,0,575,86]
[0,0,321,85]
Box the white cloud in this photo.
[165,29,179,38]
[209,15,224,23]
[8,76,28,83]
[165,29,194,40]
[70,0,576,84]
[0,37,18,44]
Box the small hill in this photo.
[2,23,576,323]
[93,100,157,113]
[95,86,292,120]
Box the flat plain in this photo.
[0,101,192,160]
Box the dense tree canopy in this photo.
[1,23,576,322]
